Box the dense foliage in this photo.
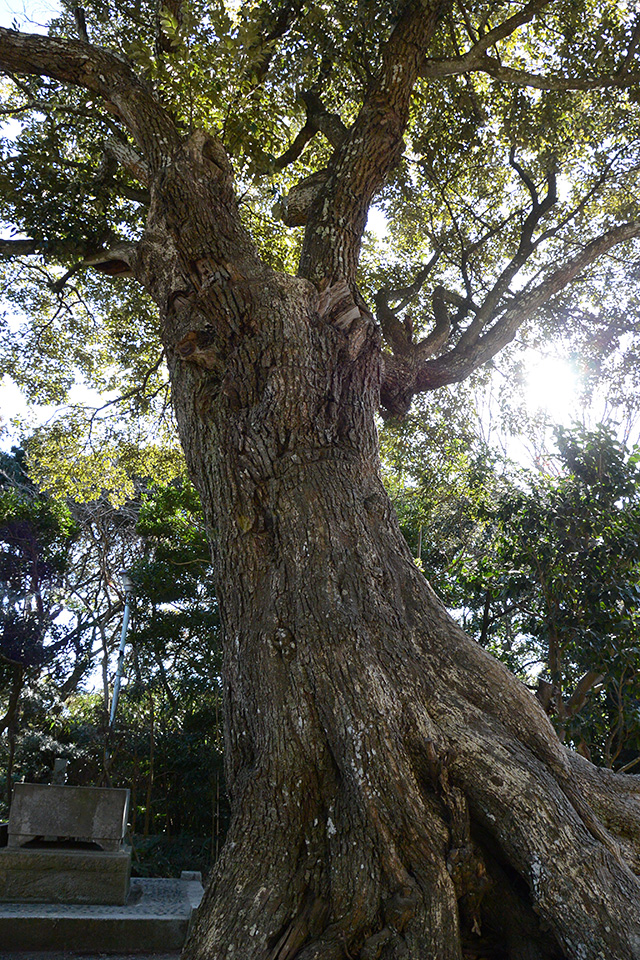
[2,0,640,481]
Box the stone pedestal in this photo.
[8,783,130,851]
[0,846,132,905]
[1,783,132,906]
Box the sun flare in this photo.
[524,353,580,424]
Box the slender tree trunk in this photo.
[212,771,220,864]
[128,132,640,960]
[4,665,23,807]
[130,752,139,835]
[144,691,155,837]
[100,623,110,722]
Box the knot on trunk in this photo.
[274,170,329,226]
[359,926,396,960]
[380,355,417,418]
[383,884,419,932]
[175,329,220,370]
[315,278,374,360]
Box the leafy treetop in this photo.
[1,0,640,481]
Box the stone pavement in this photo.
[1,953,181,959]
[0,876,203,954]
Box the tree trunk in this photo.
[133,132,640,960]
[4,665,23,807]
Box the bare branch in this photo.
[459,0,552,57]
[428,0,552,83]
[376,291,413,357]
[466,55,640,91]
[83,353,165,416]
[382,254,440,312]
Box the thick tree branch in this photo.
[272,121,316,174]
[458,0,551,58]
[423,51,640,90]
[73,6,89,44]
[565,670,605,720]
[459,161,557,347]
[426,0,551,79]
[375,256,439,353]
[269,91,347,185]
[418,219,640,388]
[376,290,415,357]
[299,0,450,284]
[0,27,180,171]
[422,1,640,92]
[299,90,348,150]
[0,238,39,257]
[567,750,640,874]
[0,234,142,281]
[104,137,149,185]
[417,285,451,358]
[83,241,138,276]
[381,217,640,414]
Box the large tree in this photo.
[2,1,640,956]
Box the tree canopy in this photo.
[2,0,640,454]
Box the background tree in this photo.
[2,1,640,958]
[0,448,78,800]
[459,425,640,769]
[384,418,640,771]
[0,461,226,873]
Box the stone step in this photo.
[0,876,204,953]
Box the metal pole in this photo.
[109,585,132,729]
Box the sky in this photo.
[0,0,58,30]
